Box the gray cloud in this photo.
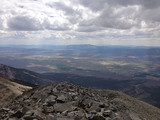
[44,19,70,31]
[76,4,139,31]
[47,2,77,16]
[77,25,105,32]
[139,0,160,9]
[140,7,160,22]
[0,0,160,46]
[47,2,82,24]
[3,0,160,32]
[0,18,3,29]
[79,0,160,9]
[78,0,107,11]
[8,16,43,31]
[95,6,139,29]
[75,0,160,32]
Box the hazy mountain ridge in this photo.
[0,64,54,85]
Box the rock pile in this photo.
[0,83,157,120]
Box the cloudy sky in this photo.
[0,0,160,46]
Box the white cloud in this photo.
[0,0,159,46]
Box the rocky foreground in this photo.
[0,83,160,120]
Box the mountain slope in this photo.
[0,64,160,109]
[0,64,54,85]
[0,83,160,120]
[0,77,32,105]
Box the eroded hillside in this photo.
[0,77,32,105]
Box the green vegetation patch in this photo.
[56,65,73,71]
[134,73,160,78]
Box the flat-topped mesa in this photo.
[0,83,160,120]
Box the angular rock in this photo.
[43,106,54,114]
[99,102,105,108]
[91,115,105,120]
[47,114,57,120]
[54,102,76,112]
[11,110,24,118]
[45,95,56,106]
[103,110,112,117]
[0,83,159,120]
[57,95,67,103]
[52,88,58,93]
